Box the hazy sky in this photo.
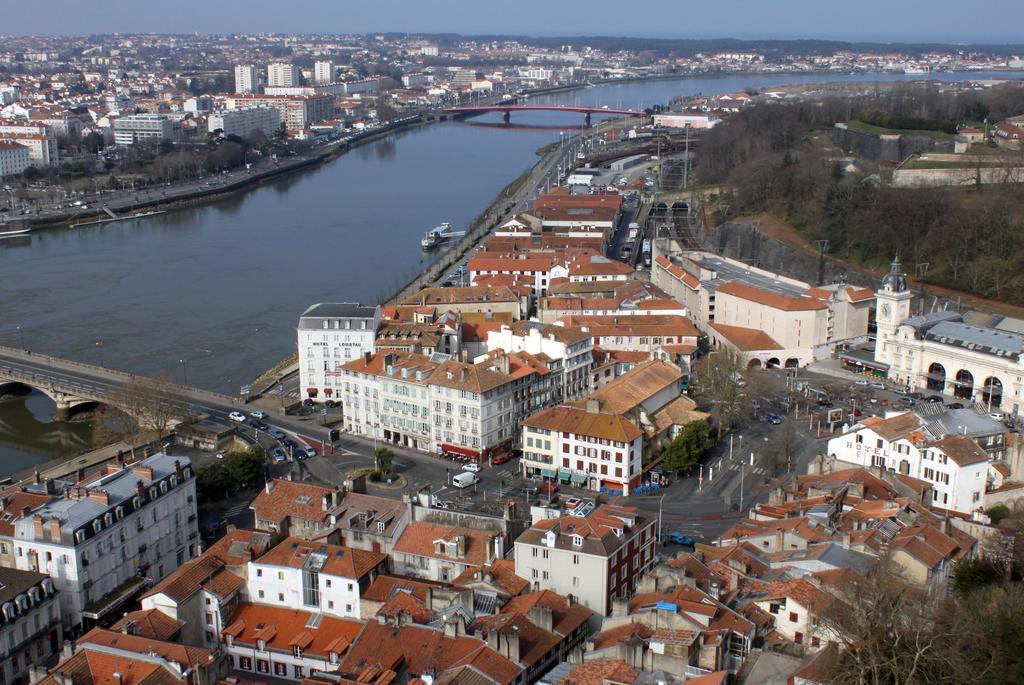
[4,0,1023,43]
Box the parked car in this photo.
[463,462,481,473]
[949,402,965,409]
[228,411,247,423]
[251,420,268,431]
[668,532,695,546]
[300,445,317,459]
[855,379,870,386]
[492,452,515,466]
[564,497,582,510]
[268,428,286,440]
[272,449,287,463]
[250,410,266,419]
[765,412,782,425]
[871,382,886,390]
[990,411,1005,422]
[898,396,916,405]
[924,395,944,403]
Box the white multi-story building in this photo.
[0,141,31,177]
[0,568,62,684]
[313,61,335,85]
[514,504,657,615]
[521,403,643,495]
[0,130,58,167]
[5,454,198,630]
[247,537,386,619]
[340,352,524,462]
[297,303,380,403]
[208,107,281,138]
[113,114,181,146]
[826,410,990,513]
[484,321,593,402]
[234,64,258,94]
[267,63,299,88]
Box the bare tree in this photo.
[102,372,187,456]
[762,421,798,481]
[691,348,751,439]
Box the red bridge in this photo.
[445,104,644,124]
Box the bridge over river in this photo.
[445,104,644,125]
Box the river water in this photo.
[1,70,1018,474]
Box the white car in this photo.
[463,462,481,473]
[855,379,870,386]
[250,410,266,419]
[228,411,247,423]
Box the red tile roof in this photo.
[257,537,386,580]
[393,522,496,566]
[111,609,183,641]
[76,629,215,670]
[249,479,336,526]
[223,603,363,659]
[716,281,827,311]
[522,404,642,443]
[707,322,783,352]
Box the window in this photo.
[258,590,265,599]
[328,601,334,610]
[274,663,287,676]
[325,579,331,588]
[278,593,284,602]
[794,632,803,645]
[256,660,269,674]
[789,612,799,623]
[346,604,352,613]
[572,576,579,587]
[573,554,579,564]
[278,571,284,580]
[257,569,262,577]
[811,636,820,648]
[347,583,354,591]
[542,571,549,580]
[239,657,252,670]
[294,666,305,678]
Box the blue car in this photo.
[668,532,695,546]
[268,428,286,440]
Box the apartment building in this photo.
[5,454,198,630]
[826,410,990,513]
[225,94,334,129]
[0,141,31,177]
[314,60,336,85]
[223,603,364,681]
[514,504,657,615]
[485,320,594,402]
[234,64,258,94]
[521,403,643,495]
[392,521,501,583]
[297,302,380,403]
[0,568,61,684]
[267,62,299,87]
[207,106,280,137]
[652,249,873,368]
[0,132,58,166]
[247,537,386,619]
[556,314,699,357]
[467,255,565,297]
[250,479,342,539]
[402,285,526,319]
[112,114,182,146]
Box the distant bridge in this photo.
[445,104,645,125]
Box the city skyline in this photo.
[3,0,1024,43]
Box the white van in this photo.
[452,472,479,489]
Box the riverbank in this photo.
[26,115,429,231]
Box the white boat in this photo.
[903,66,930,75]
[0,223,30,238]
[421,222,452,249]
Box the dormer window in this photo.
[377,521,386,534]
[293,646,302,658]
[572,535,583,547]
[257,639,266,652]
[93,520,102,534]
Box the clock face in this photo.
[882,304,892,317]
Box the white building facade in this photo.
[208,107,281,138]
[297,303,380,403]
[6,455,198,630]
[234,64,258,94]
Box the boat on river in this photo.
[421,222,465,249]
[0,222,30,238]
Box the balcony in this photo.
[82,574,149,621]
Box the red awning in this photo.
[442,444,480,458]
[307,388,319,397]
[324,388,333,395]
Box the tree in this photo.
[374,447,394,477]
[100,373,187,457]
[762,421,799,481]
[690,349,749,439]
[661,421,714,474]
[196,462,233,501]
[225,446,265,489]
[951,557,1003,596]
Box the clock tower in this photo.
[874,256,912,368]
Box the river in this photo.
[1,69,1019,474]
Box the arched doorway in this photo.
[766,358,781,369]
[982,377,1003,408]
[785,358,800,369]
[953,369,974,400]
[926,363,946,392]
[747,359,762,370]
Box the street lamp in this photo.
[657,493,667,546]
[95,340,104,367]
[15,325,24,349]
[179,358,188,386]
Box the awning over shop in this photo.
[307,388,319,396]
[324,388,333,395]
[570,473,587,486]
[558,469,572,482]
[837,352,890,372]
[442,444,480,459]
[541,468,557,479]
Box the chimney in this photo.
[174,460,183,479]
[21,506,31,518]
[425,586,433,609]
[136,481,145,499]
[529,606,554,633]
[841,533,851,549]
[265,480,274,494]
[114,673,122,685]
[456,535,467,559]
[48,517,61,542]
[33,469,40,485]
[122,619,136,635]
[774,528,784,551]
[131,466,155,480]
[88,490,110,506]
[586,399,600,414]
[33,515,43,539]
